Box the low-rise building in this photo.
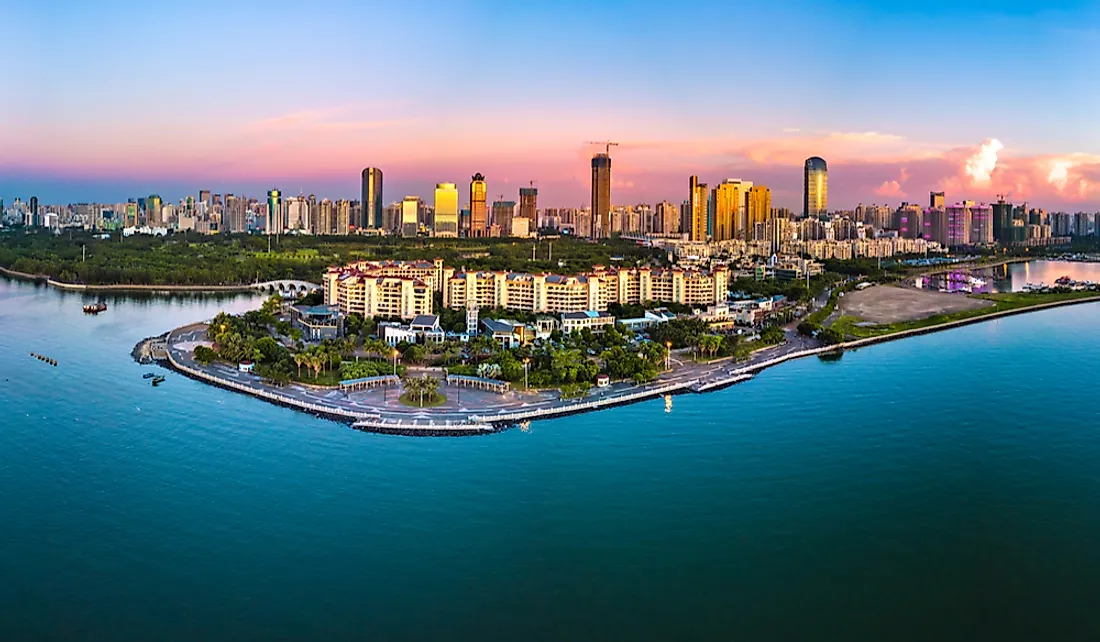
[290,304,343,341]
[561,310,616,334]
[617,308,677,332]
[482,318,537,349]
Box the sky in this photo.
[3,0,1100,210]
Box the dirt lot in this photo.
[838,285,993,324]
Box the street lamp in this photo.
[523,357,530,390]
[665,341,671,371]
[393,349,399,376]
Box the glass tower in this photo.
[803,157,828,217]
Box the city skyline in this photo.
[4,1,1100,209]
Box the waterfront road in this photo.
[165,325,820,428]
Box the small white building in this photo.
[561,310,616,334]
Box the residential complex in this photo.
[442,265,730,313]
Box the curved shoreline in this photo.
[148,293,1100,436]
[0,266,254,293]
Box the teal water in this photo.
[3,275,1100,641]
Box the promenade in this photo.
[156,323,817,435]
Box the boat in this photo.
[142,372,156,379]
[151,375,166,385]
[83,302,107,314]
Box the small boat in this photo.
[142,372,156,379]
[83,302,107,314]
[151,375,166,385]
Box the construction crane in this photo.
[585,140,619,156]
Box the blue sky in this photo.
[2,0,1098,208]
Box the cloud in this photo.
[874,180,905,198]
[963,138,1003,184]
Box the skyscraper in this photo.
[656,201,679,235]
[361,167,383,229]
[199,190,212,207]
[747,185,772,241]
[469,173,487,237]
[519,186,538,228]
[29,196,39,227]
[591,154,612,238]
[147,194,162,226]
[266,189,281,235]
[401,196,420,237]
[712,181,740,242]
[335,200,352,235]
[930,191,945,209]
[433,183,459,237]
[992,199,1013,244]
[225,194,247,233]
[803,157,828,217]
[689,176,708,242]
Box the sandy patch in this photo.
[838,285,993,324]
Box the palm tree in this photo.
[402,375,424,404]
[293,353,305,379]
[421,376,439,406]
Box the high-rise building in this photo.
[492,200,516,236]
[970,203,993,244]
[747,186,772,241]
[286,195,310,232]
[711,180,740,242]
[225,194,247,233]
[469,173,487,237]
[335,200,352,235]
[433,182,459,237]
[401,196,420,237]
[316,199,333,235]
[945,202,974,247]
[803,157,828,217]
[591,154,612,238]
[147,194,162,226]
[266,189,281,235]
[29,196,39,227]
[992,199,1013,244]
[361,167,383,229]
[124,202,138,227]
[198,190,212,207]
[689,176,708,242]
[519,186,538,228]
[930,191,945,209]
[656,201,679,235]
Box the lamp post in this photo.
[665,341,671,371]
[393,349,399,376]
[523,358,530,390]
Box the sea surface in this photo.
[3,268,1100,641]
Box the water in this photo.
[917,259,1100,293]
[3,271,1100,641]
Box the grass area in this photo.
[830,290,1100,340]
[398,391,447,408]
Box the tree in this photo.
[293,353,305,378]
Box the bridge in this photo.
[251,280,322,294]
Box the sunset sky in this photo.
[3,0,1099,209]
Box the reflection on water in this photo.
[917,260,1100,294]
